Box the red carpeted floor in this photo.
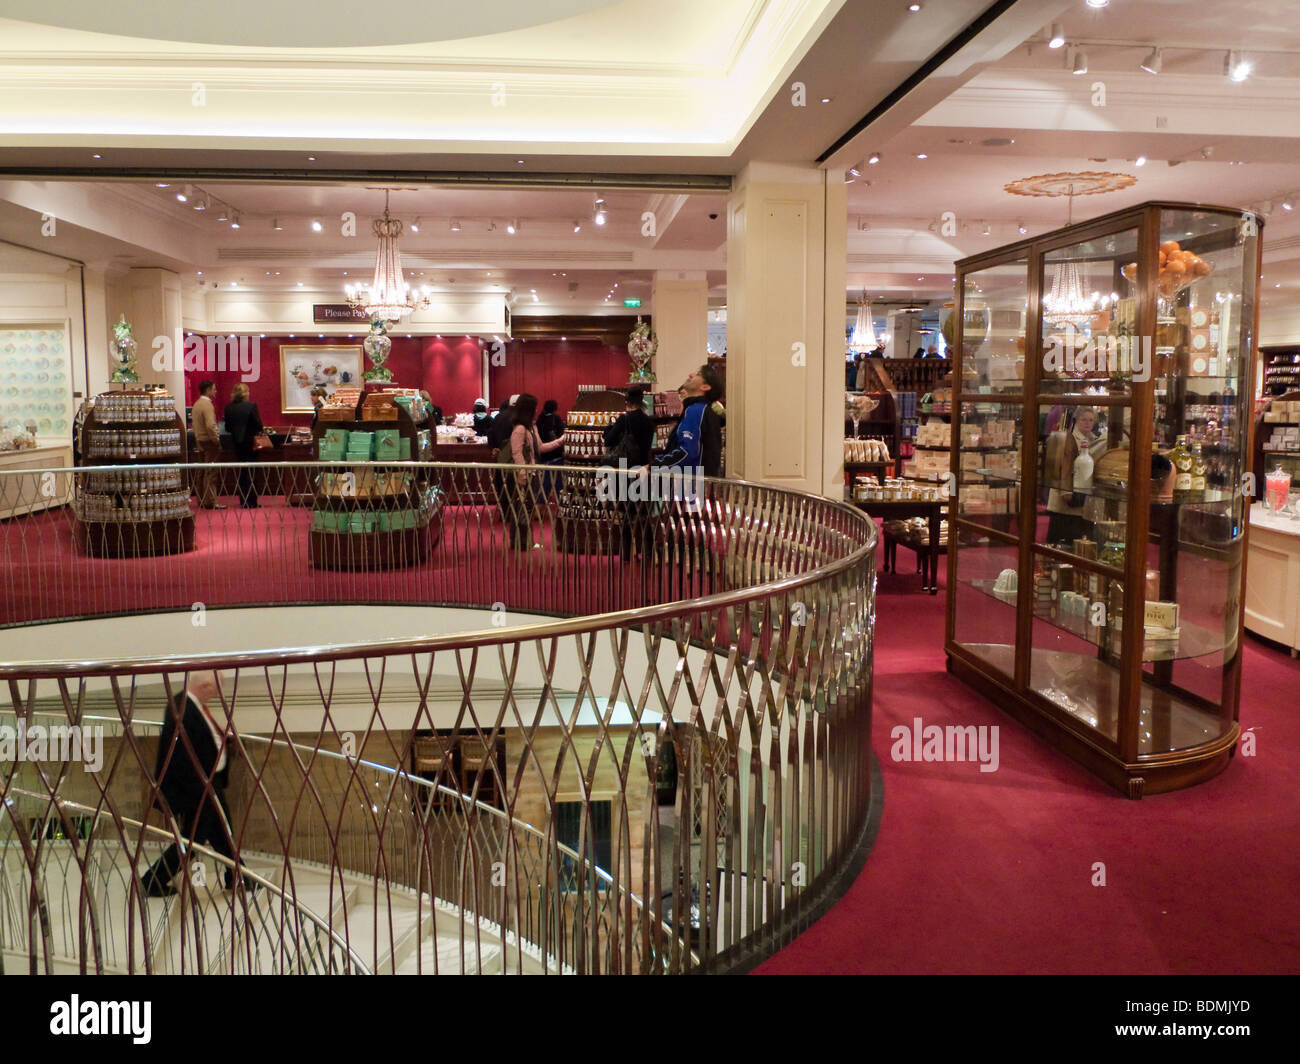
[755,554,1300,975]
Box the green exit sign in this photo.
[623,298,642,308]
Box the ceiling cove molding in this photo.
[215,247,640,265]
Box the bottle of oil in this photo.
[1190,438,1207,498]
[1170,435,1193,501]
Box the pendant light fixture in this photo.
[344,190,431,323]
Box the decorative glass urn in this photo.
[362,317,393,382]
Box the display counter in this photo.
[436,440,498,505]
[188,431,316,501]
[0,444,73,519]
[1245,502,1300,656]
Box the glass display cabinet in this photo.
[945,202,1262,797]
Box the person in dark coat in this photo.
[487,397,515,450]
[223,382,264,508]
[657,365,723,478]
[140,672,252,896]
[604,386,655,467]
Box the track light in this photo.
[193,196,207,211]
[1140,47,1162,75]
[410,217,421,233]
[573,221,582,233]
[1072,50,1088,75]
[450,219,461,232]
[229,213,241,230]
[1048,23,1065,49]
[1283,198,1295,212]
[1018,223,1027,235]
[1225,51,1252,82]
[217,207,228,222]
[867,152,881,165]
[982,223,992,237]
[506,219,517,235]
[594,209,606,226]
[176,185,191,203]
[271,217,282,230]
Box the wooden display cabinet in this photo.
[308,397,441,571]
[75,390,195,558]
[946,201,1262,797]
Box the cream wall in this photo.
[0,244,89,439]
[198,288,509,337]
[726,163,846,497]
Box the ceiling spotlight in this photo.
[92,153,102,160]
[594,209,607,226]
[193,196,207,211]
[217,208,228,222]
[1283,198,1295,212]
[848,167,862,178]
[506,219,517,235]
[867,152,881,165]
[230,213,241,230]
[311,219,323,232]
[1018,223,1027,235]
[573,221,582,233]
[1225,51,1252,82]
[1048,23,1065,49]
[450,219,461,232]
[982,223,992,237]
[272,216,282,230]
[1086,1,1110,8]
[1135,156,1147,167]
[916,152,928,160]
[410,218,421,233]
[176,185,191,203]
[1072,50,1088,75]
[908,2,921,10]
[1140,47,1162,75]
[155,183,170,188]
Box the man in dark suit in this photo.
[140,671,253,896]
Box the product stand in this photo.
[74,390,195,558]
[308,397,440,571]
[946,200,1261,796]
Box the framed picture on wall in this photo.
[279,345,362,413]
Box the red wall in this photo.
[182,334,632,426]
[487,339,631,411]
[183,335,485,426]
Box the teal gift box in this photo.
[323,429,349,449]
[376,511,392,531]
[374,428,401,459]
[400,437,412,460]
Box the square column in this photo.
[727,163,846,496]
[123,267,184,398]
[650,273,709,393]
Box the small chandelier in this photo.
[848,291,877,350]
[1042,259,1102,326]
[345,190,431,323]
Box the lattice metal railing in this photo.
[0,462,877,974]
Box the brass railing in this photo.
[0,461,877,973]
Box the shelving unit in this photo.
[308,394,441,571]
[74,389,195,558]
[558,388,626,554]
[1252,389,1300,489]
[947,200,1261,797]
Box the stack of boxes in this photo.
[313,425,417,533]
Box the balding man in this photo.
[140,671,253,896]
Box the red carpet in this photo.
[755,556,1300,974]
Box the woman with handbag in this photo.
[224,382,267,509]
[499,393,564,550]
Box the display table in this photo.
[435,441,498,505]
[855,498,943,594]
[1245,503,1300,656]
[0,444,73,519]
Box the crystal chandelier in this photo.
[1042,259,1101,326]
[345,190,431,323]
[848,291,877,350]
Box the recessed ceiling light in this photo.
[868,153,881,165]
[573,221,582,233]
[156,183,170,188]
[517,159,525,166]
[307,156,316,162]
[916,153,928,160]
[1086,0,1110,9]
[92,153,102,160]
[1048,23,1065,49]
[1018,224,1027,234]
[297,281,304,287]
[821,97,831,104]
[1283,198,1295,211]
[506,220,517,235]
[1140,47,1162,75]
[311,219,323,232]
[410,218,420,233]
[908,2,922,10]
[176,186,189,203]
[229,281,237,288]
[229,213,241,229]
[1135,156,1147,167]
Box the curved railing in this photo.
[0,461,877,973]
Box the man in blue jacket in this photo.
[657,364,723,478]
